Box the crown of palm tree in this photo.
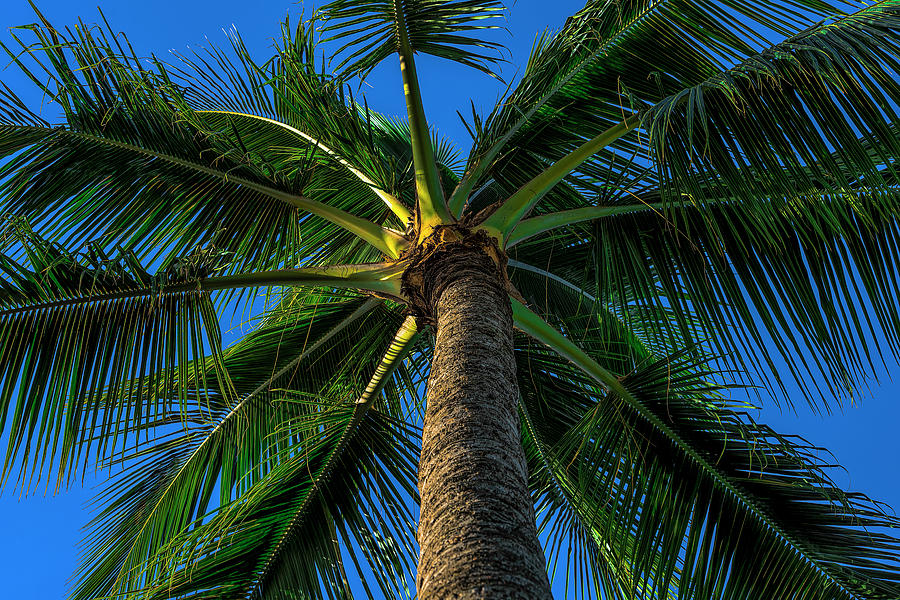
[4,0,900,598]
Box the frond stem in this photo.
[481,115,642,243]
[58,129,408,257]
[507,201,665,246]
[0,263,404,318]
[195,110,413,223]
[391,0,453,239]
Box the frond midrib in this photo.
[194,110,412,222]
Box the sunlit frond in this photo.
[0,10,406,267]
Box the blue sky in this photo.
[2,1,900,598]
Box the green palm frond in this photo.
[0,11,406,267]
[0,221,226,493]
[515,331,900,599]
[0,215,405,495]
[97,316,422,600]
[252,410,419,600]
[318,0,506,81]
[645,1,900,214]
[105,405,415,600]
[455,0,860,214]
[164,18,415,225]
[510,177,900,406]
[474,2,900,243]
[71,293,417,600]
[158,16,469,247]
[501,67,900,403]
[197,109,413,224]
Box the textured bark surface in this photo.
[417,245,552,599]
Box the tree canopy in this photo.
[3,0,900,598]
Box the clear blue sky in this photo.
[2,1,900,598]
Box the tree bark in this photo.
[417,245,552,599]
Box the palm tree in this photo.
[5,0,900,597]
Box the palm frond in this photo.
[103,405,415,600]
[100,316,422,600]
[456,0,860,213]
[514,310,900,599]
[0,213,407,495]
[160,15,469,245]
[510,176,900,406]
[198,109,412,223]
[0,10,406,267]
[645,2,900,214]
[164,18,416,226]
[71,294,417,600]
[318,0,506,81]
[0,221,226,493]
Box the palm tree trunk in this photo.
[417,243,552,599]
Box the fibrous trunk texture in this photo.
[417,245,552,599]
